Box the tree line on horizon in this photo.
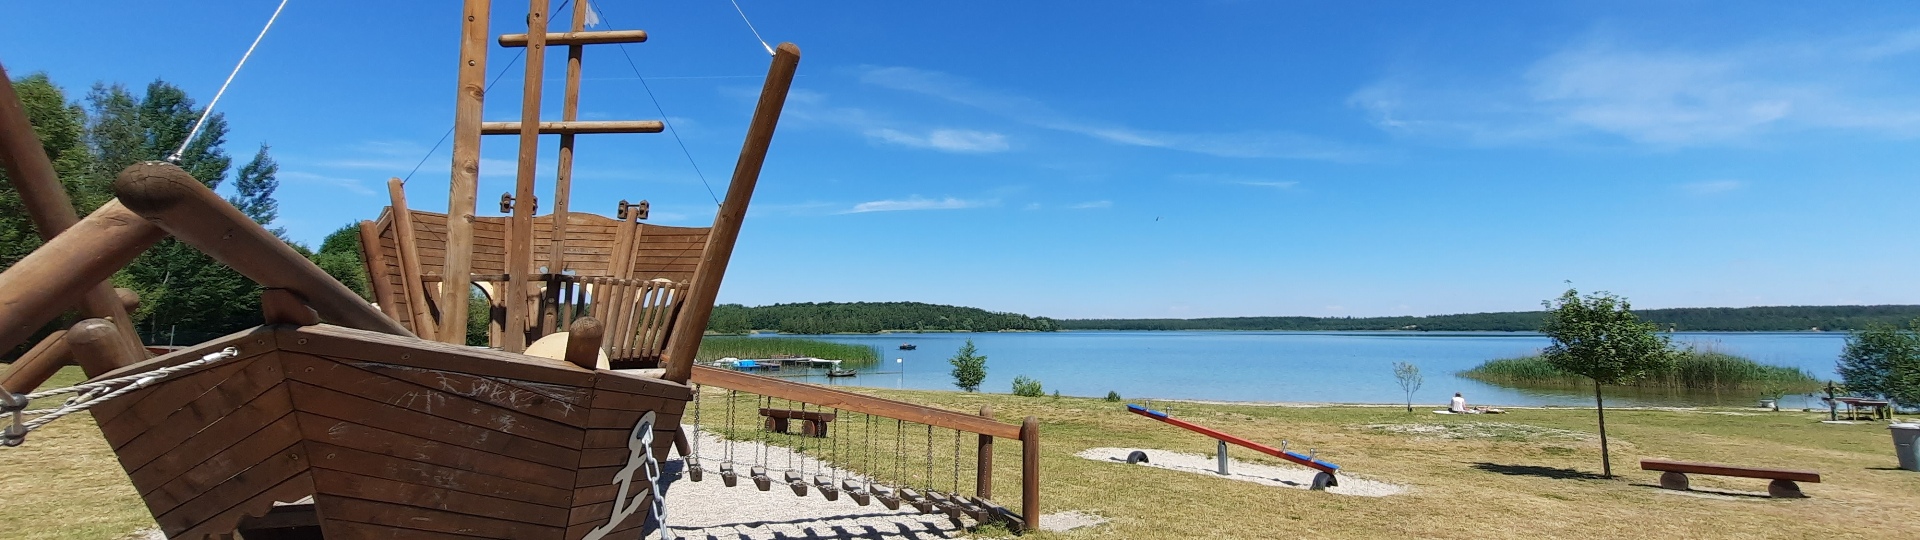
[1056,304,1920,332]
[706,302,1059,334]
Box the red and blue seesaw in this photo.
[1127,403,1341,489]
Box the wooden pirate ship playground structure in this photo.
[0,2,1041,538]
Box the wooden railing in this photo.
[690,365,1040,531]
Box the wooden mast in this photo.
[439,0,491,344]
[661,43,801,382]
[0,59,147,366]
[547,0,589,278]
[502,0,552,353]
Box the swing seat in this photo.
[785,470,809,496]
[719,464,739,487]
[814,475,839,501]
[843,480,871,506]
[902,488,934,513]
[686,458,704,482]
[874,485,902,510]
[751,466,772,491]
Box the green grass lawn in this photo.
[3,366,1916,539]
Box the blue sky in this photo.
[6,1,1920,319]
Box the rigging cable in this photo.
[169,0,290,163]
[726,0,776,56]
[402,0,574,184]
[586,2,721,207]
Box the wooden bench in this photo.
[760,407,837,437]
[1641,459,1820,498]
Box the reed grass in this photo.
[1459,348,1820,391]
[696,336,881,367]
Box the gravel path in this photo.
[659,430,974,539]
[1075,447,1408,497]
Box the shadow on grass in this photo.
[1629,483,1773,499]
[1469,462,1609,480]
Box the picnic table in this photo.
[1831,397,1891,421]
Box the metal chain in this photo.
[3,347,240,447]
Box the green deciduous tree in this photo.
[1011,375,1043,397]
[948,339,987,392]
[1393,361,1423,413]
[229,145,280,232]
[1838,320,1920,406]
[1540,288,1681,478]
[306,223,369,301]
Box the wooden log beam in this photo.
[0,59,147,356]
[0,330,69,395]
[440,0,492,344]
[478,120,664,135]
[502,0,554,353]
[661,43,802,383]
[497,30,648,47]
[357,219,404,322]
[0,198,165,358]
[113,161,412,337]
[546,1,591,287]
[689,365,1021,439]
[1021,416,1040,532]
[563,317,603,370]
[65,319,145,379]
[977,405,994,499]
[385,178,437,340]
[261,289,320,326]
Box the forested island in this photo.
[696,302,1920,334]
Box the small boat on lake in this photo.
[827,368,857,378]
[898,343,917,350]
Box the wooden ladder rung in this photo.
[480,120,664,135]
[498,30,648,47]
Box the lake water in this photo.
[739,331,1851,408]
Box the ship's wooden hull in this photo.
[87,324,689,539]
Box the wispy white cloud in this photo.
[278,171,376,195]
[1350,27,1920,146]
[843,196,993,214]
[1680,180,1745,195]
[860,66,1362,160]
[865,128,1010,153]
[1236,180,1299,189]
[1172,173,1301,190]
[1068,200,1112,209]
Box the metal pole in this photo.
[1216,440,1230,475]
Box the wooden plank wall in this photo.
[365,208,710,333]
[92,326,694,539]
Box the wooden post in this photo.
[0,59,147,356]
[64,319,143,378]
[547,0,590,278]
[0,331,69,395]
[113,161,411,337]
[357,220,404,322]
[1020,416,1039,531]
[502,0,553,353]
[660,43,802,383]
[385,178,438,340]
[440,0,492,344]
[563,316,604,370]
[0,199,164,357]
[977,405,994,499]
[261,289,320,326]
